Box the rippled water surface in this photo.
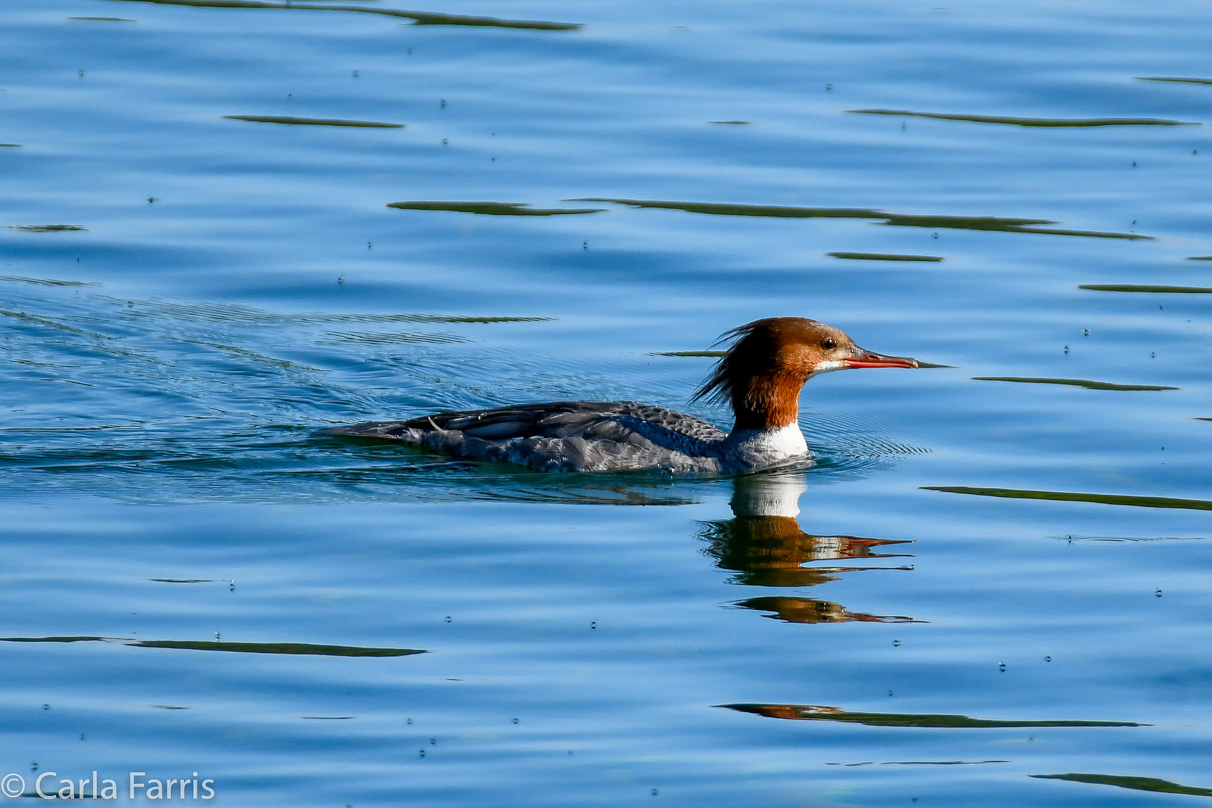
[3,0,1212,805]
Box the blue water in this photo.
[2,0,1212,805]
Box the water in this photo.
[2,0,1211,804]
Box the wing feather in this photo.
[323,400,728,473]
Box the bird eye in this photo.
[821,338,836,350]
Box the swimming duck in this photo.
[325,317,916,474]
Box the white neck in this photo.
[721,423,809,471]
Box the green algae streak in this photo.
[923,486,1212,511]
[1032,773,1212,797]
[225,115,403,128]
[721,703,1142,728]
[849,109,1195,127]
[973,376,1178,391]
[104,0,581,30]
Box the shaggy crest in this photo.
[692,322,758,404]
[692,318,818,406]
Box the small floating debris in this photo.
[69,16,136,21]
[1080,283,1212,294]
[149,578,214,583]
[1032,773,1212,797]
[1136,76,1212,87]
[388,201,604,216]
[105,0,581,30]
[973,376,1178,391]
[1187,256,1212,261]
[0,143,20,148]
[8,224,88,232]
[720,703,1143,728]
[849,109,1196,127]
[224,115,403,128]
[828,251,943,262]
[922,486,1212,511]
[708,120,751,125]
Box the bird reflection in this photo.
[699,473,918,624]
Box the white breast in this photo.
[720,424,810,472]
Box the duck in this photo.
[324,317,917,474]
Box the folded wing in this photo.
[324,400,727,473]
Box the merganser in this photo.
[325,317,917,474]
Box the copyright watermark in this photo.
[0,775,23,798]
[2,772,215,800]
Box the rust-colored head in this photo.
[693,317,917,430]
